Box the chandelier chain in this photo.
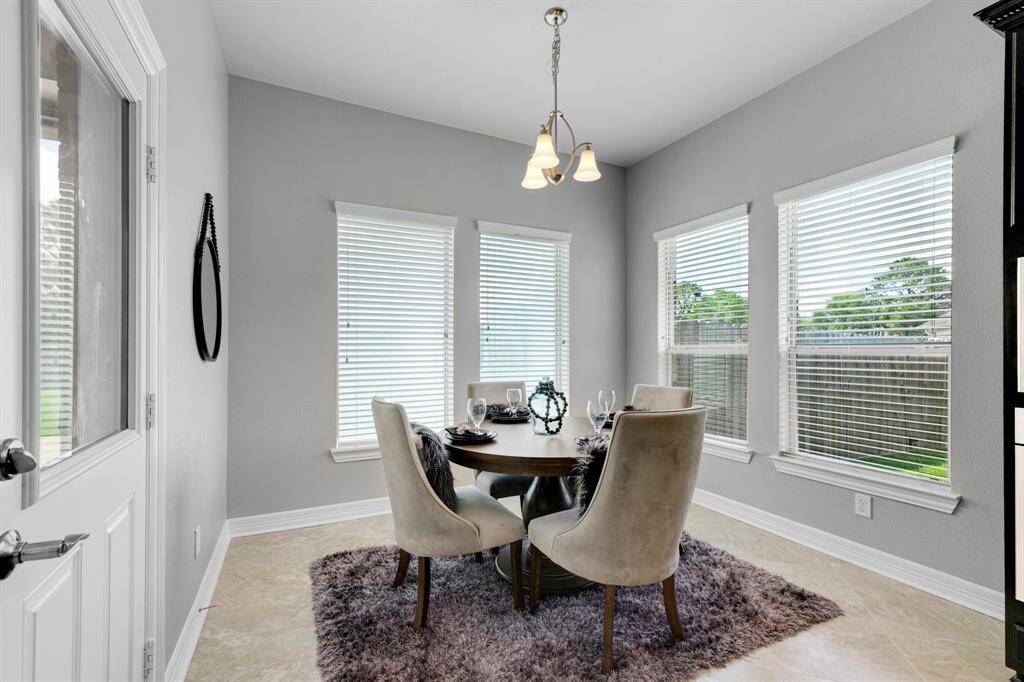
[551,20,561,114]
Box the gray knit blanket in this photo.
[410,423,458,511]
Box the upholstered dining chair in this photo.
[527,407,706,673]
[467,381,534,504]
[371,397,526,632]
[630,383,693,411]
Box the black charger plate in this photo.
[444,427,497,444]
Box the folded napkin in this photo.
[486,404,531,419]
[448,423,487,437]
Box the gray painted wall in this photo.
[626,0,1003,589]
[227,77,626,518]
[141,0,230,657]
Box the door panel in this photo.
[22,550,82,682]
[0,1,152,680]
[103,496,135,681]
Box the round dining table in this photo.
[444,416,602,595]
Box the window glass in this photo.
[38,14,129,467]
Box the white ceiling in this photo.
[210,0,930,167]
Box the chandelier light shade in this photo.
[521,7,601,190]
[528,131,559,169]
[521,164,548,189]
[573,146,601,182]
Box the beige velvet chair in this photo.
[467,380,528,406]
[371,397,526,632]
[467,381,534,503]
[630,383,693,411]
[527,407,706,673]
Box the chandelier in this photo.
[521,7,601,189]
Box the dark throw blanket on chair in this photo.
[410,423,458,511]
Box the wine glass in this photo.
[586,399,607,438]
[598,388,616,415]
[506,388,523,415]
[467,397,487,433]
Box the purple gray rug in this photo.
[310,533,841,680]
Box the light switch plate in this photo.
[854,493,872,518]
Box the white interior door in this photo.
[0,1,151,679]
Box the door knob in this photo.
[0,529,89,580]
[0,439,37,480]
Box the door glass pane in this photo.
[38,13,129,468]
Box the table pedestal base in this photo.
[494,540,593,595]
[495,474,593,595]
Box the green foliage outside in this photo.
[673,255,951,481]
[799,256,950,337]
[40,387,61,438]
[673,281,748,325]
[859,450,949,481]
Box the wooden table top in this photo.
[444,416,596,477]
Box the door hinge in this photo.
[142,638,155,680]
[145,393,156,431]
[146,145,157,183]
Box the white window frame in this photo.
[654,204,752,464]
[477,220,571,399]
[331,201,455,463]
[772,138,960,513]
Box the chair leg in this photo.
[510,540,524,610]
[602,585,617,674]
[662,574,685,641]
[413,556,431,633]
[392,549,411,588]
[474,551,483,563]
[529,545,542,612]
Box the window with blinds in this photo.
[656,206,748,442]
[479,222,570,397]
[335,202,454,449]
[776,138,954,484]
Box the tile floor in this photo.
[185,505,1009,681]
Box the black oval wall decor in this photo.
[193,192,222,361]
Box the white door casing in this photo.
[0,1,164,680]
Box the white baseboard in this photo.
[227,496,391,538]
[692,488,1003,620]
[164,521,231,682]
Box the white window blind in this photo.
[777,142,954,484]
[656,206,748,442]
[335,202,454,448]
[479,222,570,397]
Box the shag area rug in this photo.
[310,533,841,680]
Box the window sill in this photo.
[703,437,753,464]
[330,444,381,464]
[770,452,960,514]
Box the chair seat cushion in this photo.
[527,508,579,558]
[455,486,525,550]
[475,471,533,500]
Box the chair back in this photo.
[630,384,693,411]
[467,380,528,406]
[371,397,475,555]
[568,408,705,585]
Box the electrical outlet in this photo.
[854,493,872,518]
[194,526,202,559]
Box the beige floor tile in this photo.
[769,612,924,682]
[696,647,783,681]
[831,560,1002,643]
[185,507,1006,682]
[886,630,1007,682]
